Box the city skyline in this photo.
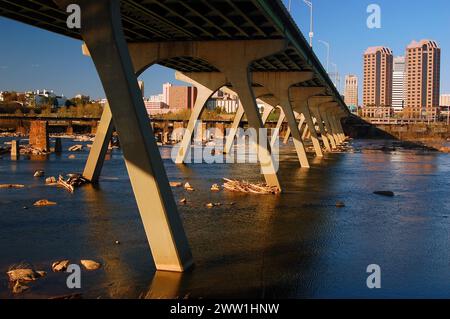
[0,0,449,101]
[360,39,442,111]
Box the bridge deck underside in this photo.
[0,0,346,104]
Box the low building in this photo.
[361,106,393,119]
[144,100,170,115]
[440,94,450,107]
[168,86,197,111]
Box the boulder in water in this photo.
[52,260,70,272]
[373,191,394,197]
[80,259,101,270]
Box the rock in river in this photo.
[33,199,57,206]
[33,170,44,177]
[210,184,220,192]
[335,201,346,208]
[373,191,395,197]
[52,260,70,272]
[170,182,182,187]
[80,260,101,270]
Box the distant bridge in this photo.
[365,117,447,125]
[1,0,350,273]
[0,114,101,121]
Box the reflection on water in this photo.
[0,138,450,298]
[145,271,184,299]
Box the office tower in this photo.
[405,40,440,110]
[344,74,358,109]
[363,46,393,107]
[392,56,406,112]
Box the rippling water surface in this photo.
[0,137,449,298]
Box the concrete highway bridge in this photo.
[1,0,350,273]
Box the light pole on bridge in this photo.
[303,0,314,48]
[287,0,314,48]
[318,40,330,74]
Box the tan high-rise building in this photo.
[344,75,358,108]
[405,40,440,110]
[363,46,393,107]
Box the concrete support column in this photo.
[313,110,331,151]
[290,87,328,157]
[54,137,62,154]
[224,104,244,154]
[172,121,184,142]
[301,125,309,140]
[58,0,193,272]
[271,110,285,147]
[308,97,334,151]
[29,121,49,152]
[90,121,98,134]
[320,107,338,149]
[322,104,342,145]
[252,72,315,167]
[336,112,347,141]
[261,103,274,124]
[329,113,343,144]
[66,122,74,135]
[174,71,226,163]
[229,77,281,188]
[11,140,19,159]
[222,86,271,154]
[283,112,304,144]
[83,103,114,182]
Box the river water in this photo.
[0,137,449,298]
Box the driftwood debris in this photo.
[19,145,49,155]
[222,178,280,195]
[7,263,46,294]
[0,184,25,189]
[52,260,70,272]
[58,175,74,193]
[66,174,88,187]
[68,145,83,152]
[33,170,44,177]
[57,174,89,193]
[45,176,57,185]
[169,181,182,187]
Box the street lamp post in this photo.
[303,0,313,48]
[331,62,338,89]
[318,40,330,74]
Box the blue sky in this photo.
[0,0,449,100]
